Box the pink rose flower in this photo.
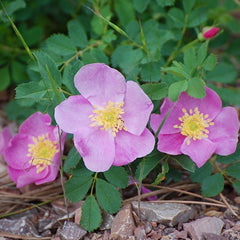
[150,87,239,168]
[55,63,155,172]
[4,112,66,188]
[202,27,220,39]
[0,126,13,155]
[198,27,220,40]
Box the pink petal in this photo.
[113,128,155,166]
[203,27,220,39]
[122,81,153,135]
[35,153,61,185]
[150,113,164,133]
[157,133,185,155]
[0,127,13,155]
[19,112,53,137]
[159,87,222,135]
[141,186,158,201]
[158,100,184,134]
[178,87,222,120]
[181,138,216,167]
[8,166,49,188]
[74,63,126,107]
[4,134,33,170]
[208,107,239,155]
[74,128,115,172]
[55,95,93,134]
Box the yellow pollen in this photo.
[27,133,59,173]
[89,101,127,137]
[174,107,214,145]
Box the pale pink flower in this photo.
[55,63,155,172]
[0,126,13,156]
[150,87,239,168]
[4,112,66,188]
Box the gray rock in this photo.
[99,211,114,230]
[0,217,40,237]
[59,221,87,240]
[131,201,194,226]
[203,232,227,240]
[110,203,135,240]
[184,217,224,240]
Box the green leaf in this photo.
[0,0,26,22]
[184,47,197,72]
[201,173,224,197]
[67,19,88,48]
[34,51,61,87]
[82,48,109,65]
[133,0,150,13]
[233,181,240,194]
[173,155,196,172]
[187,77,206,99]
[15,81,47,101]
[65,175,93,202]
[197,41,208,66]
[207,62,238,83]
[11,61,27,84]
[63,146,81,173]
[168,8,185,28]
[190,162,213,183]
[183,0,196,13]
[111,45,143,75]
[80,195,102,231]
[62,60,83,95]
[168,80,188,102]
[140,62,162,82]
[226,163,240,180]
[135,150,165,180]
[156,0,175,7]
[202,54,217,71]
[96,178,122,213]
[161,66,189,79]
[188,7,207,28]
[0,66,10,91]
[114,0,135,27]
[209,85,240,105]
[90,5,112,36]
[153,161,169,185]
[216,144,240,164]
[141,83,168,101]
[45,34,76,56]
[104,166,129,188]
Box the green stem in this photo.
[60,41,101,72]
[90,173,98,195]
[165,14,189,67]
[58,128,69,219]
[45,65,61,104]
[0,0,35,62]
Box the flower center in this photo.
[27,133,59,173]
[174,107,214,145]
[89,101,127,137]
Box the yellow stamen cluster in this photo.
[89,101,127,137]
[27,133,59,173]
[174,107,214,145]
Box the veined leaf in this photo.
[104,166,129,188]
[80,195,102,231]
[96,178,122,213]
